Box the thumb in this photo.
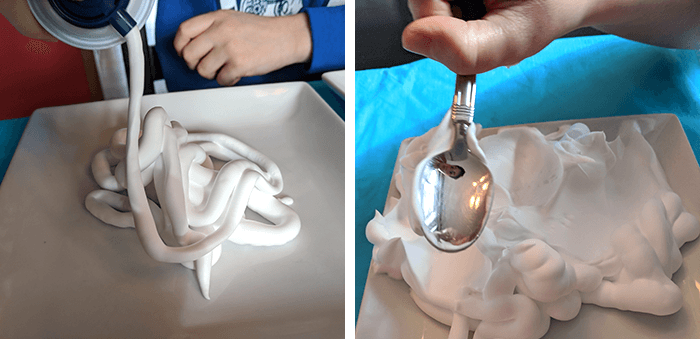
[402,14,554,75]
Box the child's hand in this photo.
[173,10,312,86]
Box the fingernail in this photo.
[401,41,424,57]
[401,30,428,58]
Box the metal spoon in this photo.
[414,74,494,252]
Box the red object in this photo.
[0,14,92,120]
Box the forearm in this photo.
[582,0,700,49]
[281,12,313,65]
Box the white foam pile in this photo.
[367,112,700,339]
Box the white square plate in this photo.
[356,114,700,338]
[322,70,345,98]
[0,82,345,337]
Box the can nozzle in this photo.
[28,0,153,49]
[48,0,135,36]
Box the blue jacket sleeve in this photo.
[304,5,345,74]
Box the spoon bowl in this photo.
[414,74,494,252]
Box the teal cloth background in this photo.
[355,35,700,320]
[0,117,29,184]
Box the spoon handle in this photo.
[452,75,476,125]
[449,1,484,126]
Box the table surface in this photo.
[355,34,700,322]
